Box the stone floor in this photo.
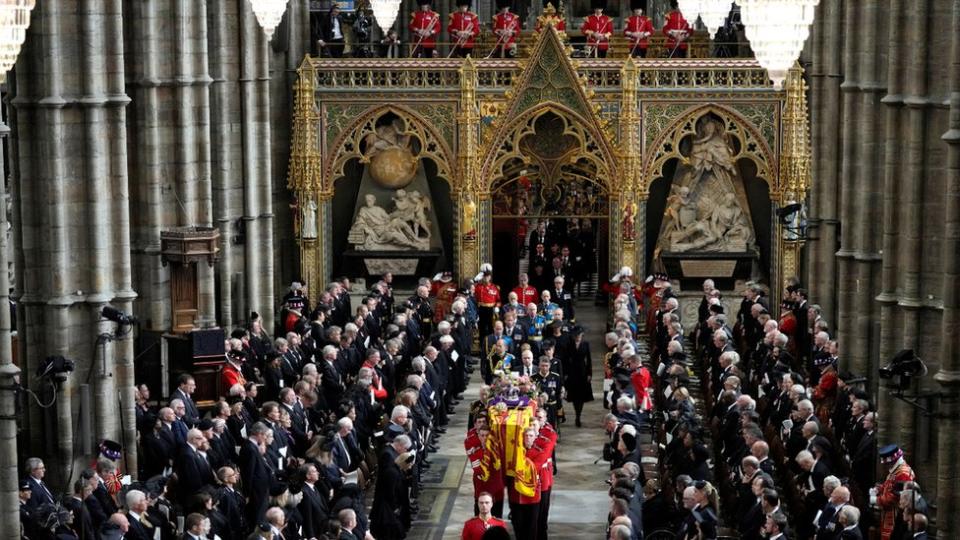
[406,302,615,540]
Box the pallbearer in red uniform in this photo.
[448,0,479,57]
[581,0,613,58]
[624,0,653,57]
[491,0,520,58]
[662,0,691,58]
[409,0,440,58]
[461,492,507,540]
[465,423,506,518]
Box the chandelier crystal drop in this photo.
[738,0,819,88]
[0,0,36,77]
[678,0,732,37]
[370,0,403,33]
[248,0,290,40]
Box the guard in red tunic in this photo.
[448,0,480,57]
[409,0,440,58]
[475,263,501,343]
[508,428,544,540]
[875,444,915,540]
[512,273,538,308]
[466,423,505,517]
[581,0,613,58]
[461,492,507,540]
[532,415,557,540]
[662,0,692,58]
[491,0,520,58]
[624,0,653,57]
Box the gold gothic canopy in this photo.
[287,27,811,296]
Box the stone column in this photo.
[807,0,842,323]
[0,105,22,540]
[875,0,905,448]
[11,0,134,484]
[933,1,960,536]
[835,0,861,374]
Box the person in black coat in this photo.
[64,483,97,540]
[239,423,274,527]
[216,466,247,540]
[298,463,330,540]
[173,430,217,502]
[370,439,413,540]
[562,327,593,427]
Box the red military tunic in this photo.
[534,428,557,492]
[581,14,614,52]
[431,279,459,323]
[512,285,538,308]
[476,283,502,308]
[461,516,507,540]
[448,10,480,49]
[221,362,246,391]
[492,12,520,48]
[410,10,440,50]
[878,461,915,540]
[624,15,654,51]
[466,429,505,501]
[662,9,691,51]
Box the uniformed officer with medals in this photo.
[520,303,546,356]
[475,263,501,343]
[532,357,563,428]
[488,338,515,381]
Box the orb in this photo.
[368,147,418,188]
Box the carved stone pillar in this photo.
[934,1,960,535]
[458,58,481,280]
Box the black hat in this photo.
[571,325,585,336]
[614,373,631,387]
[269,482,289,497]
[198,419,214,431]
[231,328,247,339]
[228,349,245,361]
[258,523,271,533]
[669,0,678,8]
[417,0,432,5]
[19,479,31,491]
[590,0,606,10]
[495,0,511,10]
[629,0,646,11]
[456,0,471,6]
[708,304,725,315]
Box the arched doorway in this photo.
[486,109,613,300]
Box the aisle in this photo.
[405,303,613,540]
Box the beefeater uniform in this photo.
[877,454,915,540]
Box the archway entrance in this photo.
[487,110,611,300]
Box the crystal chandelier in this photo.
[248,0,290,40]
[738,0,819,88]
[678,0,732,37]
[370,0,403,33]
[0,0,37,78]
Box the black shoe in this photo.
[456,393,465,400]
[575,418,582,427]
[446,408,456,415]
[435,427,447,434]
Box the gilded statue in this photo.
[462,196,477,241]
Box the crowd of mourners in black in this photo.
[600,275,930,540]
[15,265,933,540]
